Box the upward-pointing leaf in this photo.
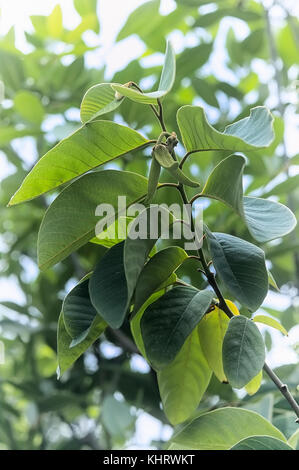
[206,232,268,312]
[37,170,148,270]
[202,154,246,215]
[80,83,125,123]
[222,315,265,389]
[177,106,274,153]
[243,196,297,243]
[9,121,149,205]
[111,40,175,105]
[141,286,214,369]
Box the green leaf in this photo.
[244,370,263,396]
[80,83,124,123]
[207,232,268,312]
[253,315,288,336]
[9,122,149,206]
[243,196,297,243]
[111,40,175,105]
[124,206,175,311]
[177,106,274,153]
[74,0,99,33]
[37,170,148,270]
[101,395,135,440]
[268,270,279,291]
[222,316,265,389]
[157,329,212,425]
[133,246,188,316]
[117,0,160,41]
[62,278,98,344]
[90,216,133,248]
[230,435,293,450]
[57,312,106,378]
[14,90,44,125]
[202,154,246,215]
[197,305,230,382]
[47,5,63,38]
[288,429,299,450]
[168,408,286,450]
[89,242,128,329]
[141,286,214,369]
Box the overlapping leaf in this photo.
[222,316,265,389]
[206,231,268,311]
[111,40,175,104]
[9,122,149,205]
[141,286,214,369]
[37,170,148,270]
[157,329,212,425]
[168,408,286,450]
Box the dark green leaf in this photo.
[141,286,214,368]
[222,315,265,389]
[207,232,268,311]
[37,170,148,270]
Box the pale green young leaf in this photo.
[80,83,124,123]
[244,370,263,396]
[158,329,212,425]
[111,40,175,104]
[253,314,288,336]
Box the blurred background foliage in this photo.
[0,0,298,450]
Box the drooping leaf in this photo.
[207,231,268,312]
[89,242,128,329]
[244,370,263,396]
[222,315,265,389]
[9,122,149,205]
[124,205,175,311]
[80,83,124,123]
[62,278,98,344]
[133,246,188,316]
[157,329,212,425]
[253,315,288,336]
[37,170,148,270]
[141,286,214,369]
[168,408,286,450]
[243,196,297,243]
[230,435,293,450]
[197,300,239,382]
[57,312,106,378]
[201,154,246,215]
[177,106,274,153]
[111,40,175,104]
